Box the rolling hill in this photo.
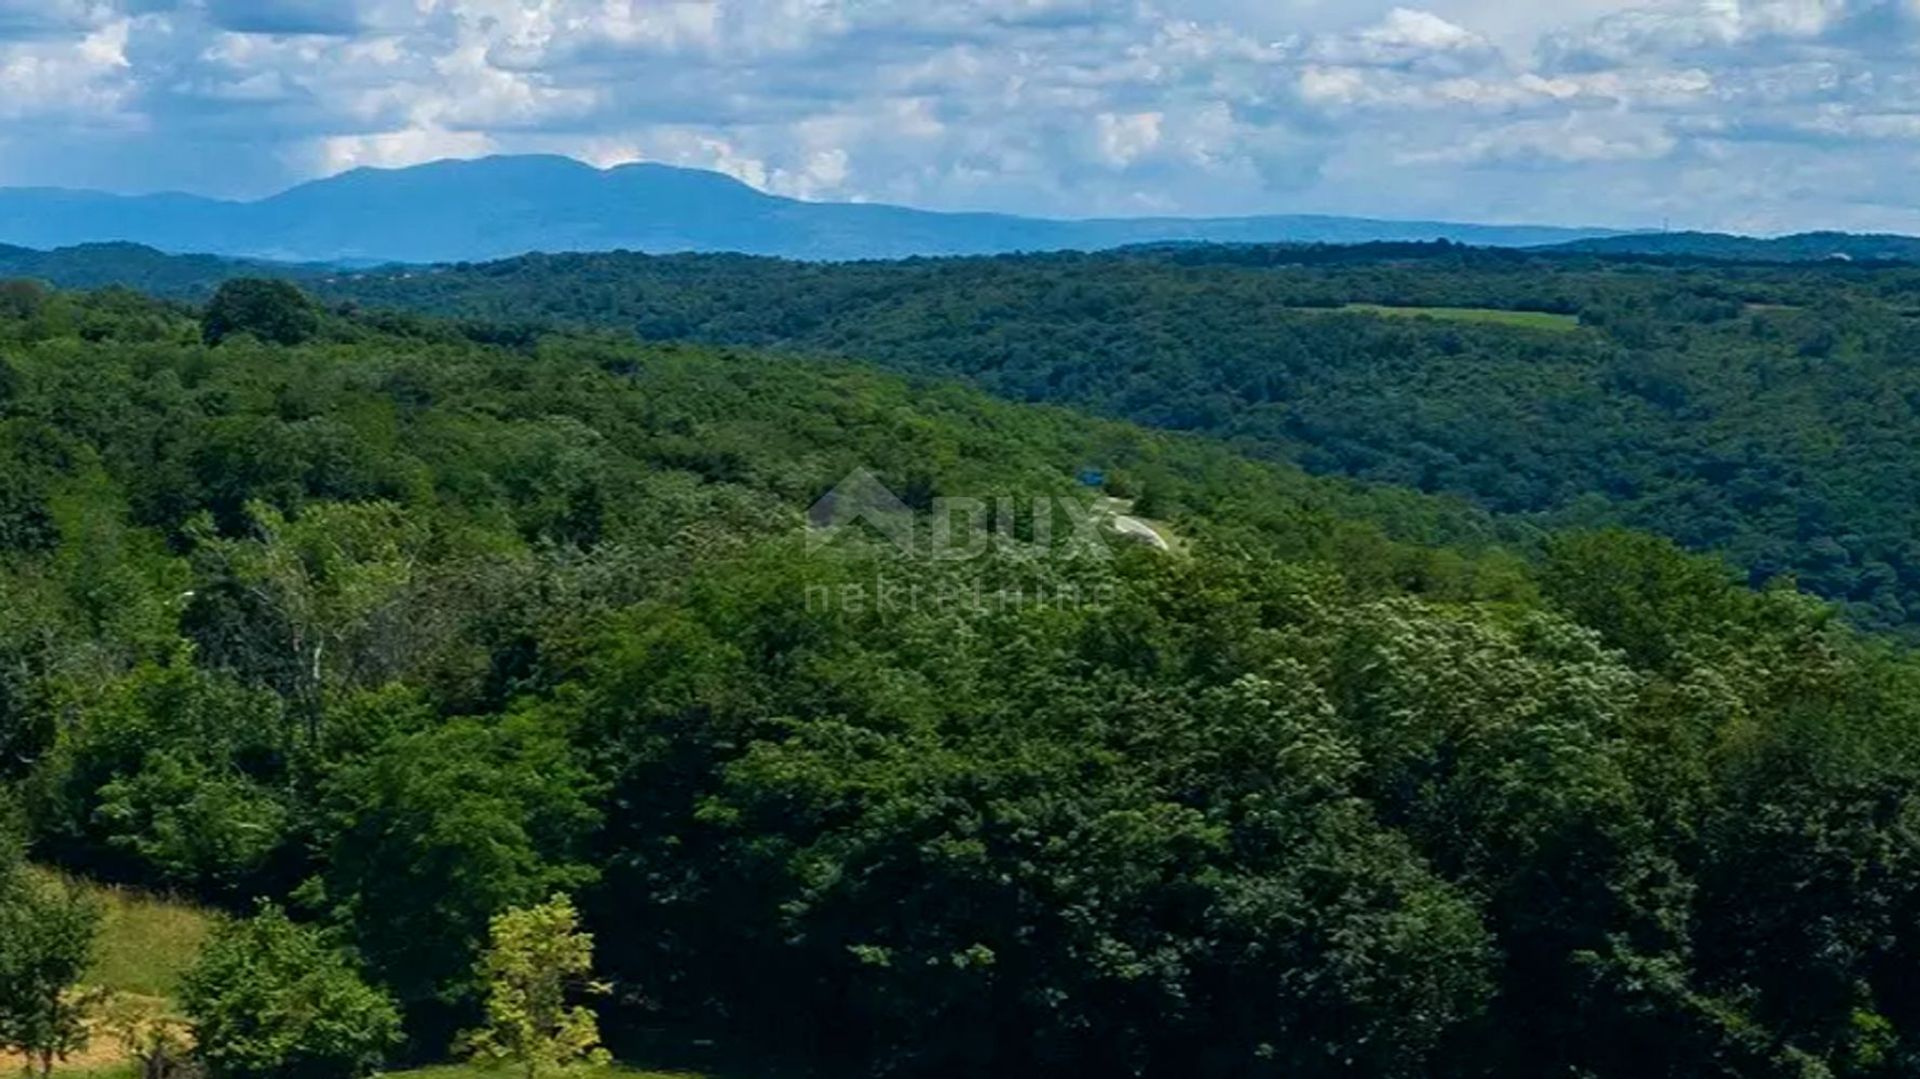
[0,154,1622,263]
[1545,229,1920,262]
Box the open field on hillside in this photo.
[1331,303,1583,331]
[2,873,212,1076]
[60,873,215,999]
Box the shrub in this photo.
[180,905,399,1079]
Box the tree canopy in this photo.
[0,282,1918,1077]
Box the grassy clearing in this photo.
[4,872,213,1077]
[86,882,215,1000]
[27,869,217,999]
[1323,303,1582,332]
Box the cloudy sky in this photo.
[1,0,1917,233]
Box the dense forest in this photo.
[285,243,1920,635]
[3,278,1920,1078]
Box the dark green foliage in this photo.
[311,246,1920,636]
[37,660,292,896]
[202,278,319,346]
[180,905,401,1079]
[561,539,1920,1078]
[0,807,102,1077]
[2,284,1920,1078]
[311,711,603,1030]
[0,280,48,322]
[584,556,1499,1075]
[0,356,17,402]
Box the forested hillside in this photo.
[4,280,1920,1078]
[308,244,1920,633]
[1549,230,1920,263]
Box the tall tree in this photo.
[201,279,318,347]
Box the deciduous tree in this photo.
[463,894,610,1079]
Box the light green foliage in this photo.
[463,895,610,1079]
[179,905,400,1079]
[1332,303,1583,331]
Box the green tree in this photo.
[463,894,610,1079]
[202,279,319,347]
[312,710,602,1025]
[38,659,290,895]
[186,501,429,747]
[0,871,103,1077]
[0,354,21,404]
[180,905,400,1079]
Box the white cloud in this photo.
[0,15,131,122]
[1540,0,1918,69]
[1095,110,1163,165]
[1309,7,1499,71]
[0,0,1916,231]
[1405,113,1680,165]
[315,126,498,172]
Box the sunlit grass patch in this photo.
[29,868,215,999]
[1326,304,1582,331]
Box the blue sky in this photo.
[1,0,1917,233]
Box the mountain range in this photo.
[5,154,1917,266]
[0,154,1624,264]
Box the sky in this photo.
[1,0,1918,233]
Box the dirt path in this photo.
[1091,497,1174,552]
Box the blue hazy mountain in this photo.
[0,154,1624,263]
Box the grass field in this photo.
[22,868,216,998]
[68,874,214,998]
[3,872,215,1077]
[1324,303,1583,332]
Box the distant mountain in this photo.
[1545,230,1920,263]
[0,154,1623,263]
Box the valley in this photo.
[2,260,1919,1077]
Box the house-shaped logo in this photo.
[807,469,917,554]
